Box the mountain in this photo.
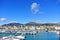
[25,22,41,26]
[2,23,23,27]
[1,22,60,27]
[40,23,57,26]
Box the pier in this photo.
[16,30,37,35]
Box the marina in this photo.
[0,0,60,40]
[0,31,60,40]
[0,25,60,40]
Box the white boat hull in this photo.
[2,36,25,40]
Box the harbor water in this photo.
[26,31,59,40]
[0,31,60,40]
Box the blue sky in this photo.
[0,0,60,24]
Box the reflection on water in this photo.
[58,35,60,40]
[0,31,60,40]
[26,31,59,40]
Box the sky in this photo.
[0,0,60,24]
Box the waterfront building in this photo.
[55,27,60,30]
[35,26,41,30]
[28,26,36,30]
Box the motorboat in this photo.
[2,35,25,40]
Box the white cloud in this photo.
[29,20,44,23]
[0,18,18,23]
[0,18,6,22]
[34,20,41,23]
[31,2,40,14]
[9,20,18,23]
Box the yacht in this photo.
[2,35,25,40]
